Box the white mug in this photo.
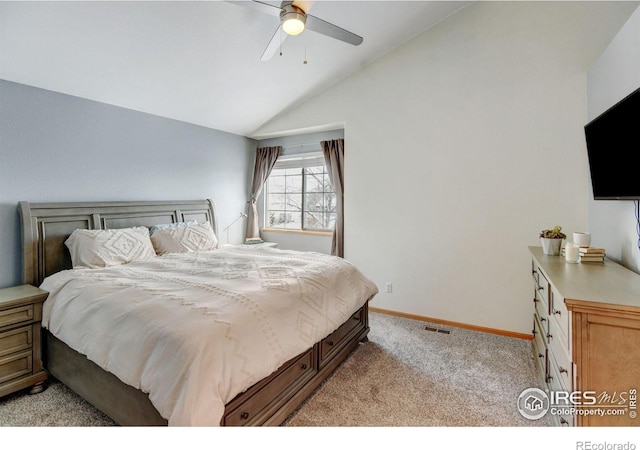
[573,232,591,248]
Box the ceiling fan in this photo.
[229,1,363,61]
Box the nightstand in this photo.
[0,285,48,397]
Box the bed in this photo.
[19,199,377,426]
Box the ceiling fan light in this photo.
[281,11,306,35]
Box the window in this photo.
[265,153,336,232]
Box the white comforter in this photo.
[40,247,378,426]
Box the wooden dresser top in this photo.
[529,246,640,313]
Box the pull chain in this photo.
[303,32,308,64]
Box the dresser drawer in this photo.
[320,309,364,366]
[549,288,570,345]
[532,263,549,306]
[532,326,547,383]
[0,350,33,384]
[0,305,34,329]
[548,322,573,391]
[224,348,316,426]
[547,357,574,427]
[0,326,33,358]
[534,293,549,336]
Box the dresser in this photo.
[529,246,640,426]
[0,285,48,398]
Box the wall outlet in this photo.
[385,282,393,293]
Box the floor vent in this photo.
[425,326,451,334]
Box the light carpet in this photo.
[0,312,550,427]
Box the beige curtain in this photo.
[246,146,281,240]
[321,139,344,257]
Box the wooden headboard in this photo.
[19,199,217,286]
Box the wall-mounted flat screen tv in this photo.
[584,87,640,200]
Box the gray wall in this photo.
[0,80,255,288]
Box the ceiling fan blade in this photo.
[306,14,363,46]
[227,0,283,17]
[261,25,287,61]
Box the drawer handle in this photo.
[300,363,307,370]
[560,367,568,374]
[533,297,539,303]
[538,287,544,292]
[560,418,569,426]
[540,317,546,322]
[240,412,249,420]
[546,374,553,383]
[532,329,537,336]
[547,333,553,340]
[328,341,334,347]
[538,353,544,359]
[553,309,562,316]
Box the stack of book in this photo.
[244,237,264,245]
[579,247,606,263]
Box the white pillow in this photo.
[151,221,218,255]
[149,221,198,236]
[65,227,156,269]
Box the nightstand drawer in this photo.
[0,305,34,329]
[0,350,33,384]
[0,326,33,358]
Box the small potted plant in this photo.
[539,225,566,255]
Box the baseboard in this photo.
[369,307,533,340]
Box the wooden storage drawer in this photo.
[0,350,33,384]
[532,264,549,306]
[548,321,572,391]
[531,325,547,383]
[0,326,33,358]
[547,357,574,427]
[549,288,570,344]
[224,348,316,426]
[534,293,549,336]
[0,305,34,329]
[320,309,364,365]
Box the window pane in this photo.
[285,193,302,212]
[305,192,325,212]
[285,175,302,192]
[304,212,325,230]
[267,193,285,210]
[323,174,334,192]
[285,212,302,229]
[305,170,323,193]
[268,176,286,193]
[265,159,338,232]
[284,168,302,176]
[268,211,287,228]
[324,193,337,213]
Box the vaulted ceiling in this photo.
[0,1,471,137]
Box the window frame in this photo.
[262,153,336,235]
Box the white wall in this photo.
[251,2,637,334]
[0,80,254,289]
[587,7,640,273]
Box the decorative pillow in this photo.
[65,227,156,269]
[151,221,218,255]
[149,221,198,236]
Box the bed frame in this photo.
[19,199,370,426]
